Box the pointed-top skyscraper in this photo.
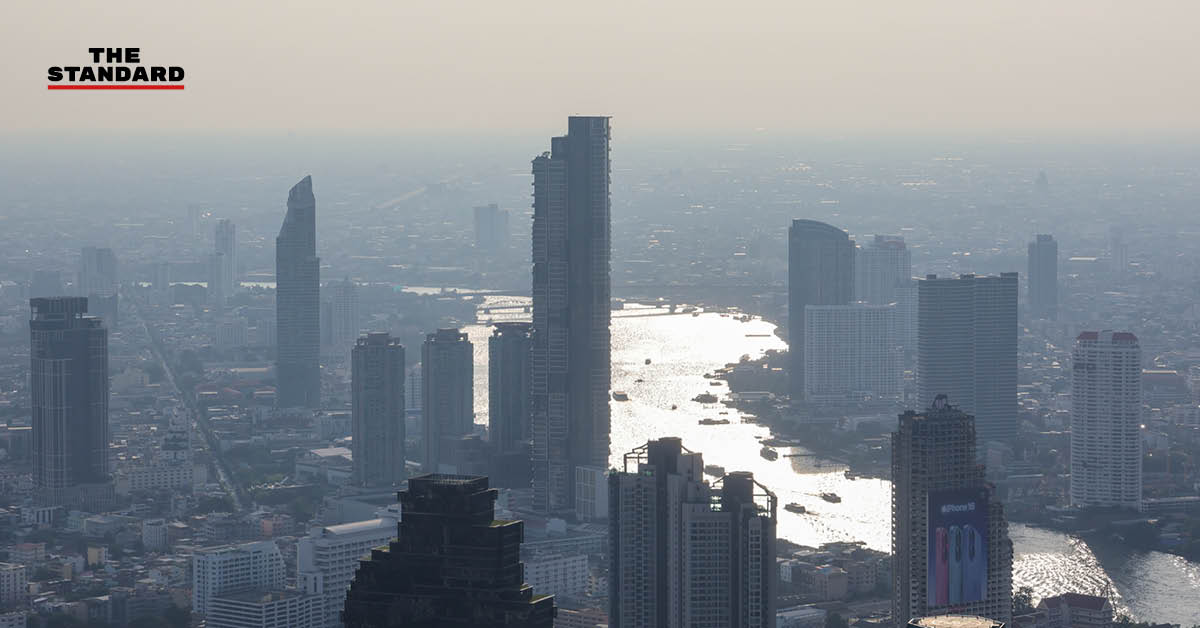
[530,116,612,515]
[276,175,321,408]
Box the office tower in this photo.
[530,116,612,515]
[1027,234,1058,320]
[489,322,531,453]
[298,517,399,628]
[208,252,228,306]
[804,304,902,404]
[276,175,321,408]
[1070,331,1142,510]
[788,220,855,402]
[917,273,1018,446]
[324,278,359,352]
[30,297,112,510]
[342,474,556,627]
[78,246,118,297]
[192,541,286,615]
[30,270,63,298]
[609,438,777,628]
[421,328,474,472]
[207,590,320,628]
[1109,226,1128,275]
[215,218,238,293]
[151,262,171,305]
[351,333,406,488]
[891,397,1012,626]
[855,235,915,350]
[474,203,510,251]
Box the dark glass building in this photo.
[421,329,473,472]
[787,219,854,402]
[489,322,532,488]
[530,116,612,515]
[30,297,112,509]
[1027,234,1058,320]
[342,474,555,627]
[352,332,406,488]
[276,175,321,408]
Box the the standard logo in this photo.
[48,48,184,90]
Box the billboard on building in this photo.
[927,487,989,607]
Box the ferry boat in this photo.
[698,418,730,425]
[760,446,779,461]
[693,392,719,404]
[820,492,842,503]
[784,503,807,514]
[612,391,629,401]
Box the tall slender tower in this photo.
[855,235,915,350]
[609,438,776,628]
[1027,234,1058,320]
[352,333,406,488]
[530,116,612,514]
[421,328,473,473]
[917,273,1018,446]
[787,220,854,402]
[489,322,531,454]
[276,176,321,408]
[215,219,237,295]
[891,397,1012,626]
[342,474,556,627]
[1070,331,1142,510]
[30,297,112,509]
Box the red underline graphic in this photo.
[47,85,185,90]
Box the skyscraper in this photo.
[1070,331,1142,510]
[788,220,854,401]
[77,246,117,297]
[208,252,228,307]
[1027,234,1058,320]
[215,218,237,295]
[341,474,556,627]
[855,235,915,350]
[803,304,902,404]
[609,438,776,628]
[530,116,612,514]
[325,278,359,353]
[29,270,63,299]
[421,328,473,472]
[917,273,1018,446]
[474,203,510,252]
[276,175,321,408]
[351,333,406,488]
[488,322,531,454]
[891,397,1012,626]
[30,297,112,510]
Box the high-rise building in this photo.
[474,203,510,252]
[489,322,531,453]
[917,273,1018,446]
[530,116,612,515]
[207,590,320,628]
[208,252,229,307]
[489,322,533,488]
[323,278,359,353]
[891,397,1012,626]
[351,333,406,488]
[276,175,321,408]
[215,218,238,294]
[78,246,117,297]
[788,220,855,402]
[1070,331,1142,510]
[609,438,777,628]
[855,235,915,350]
[1027,234,1058,320]
[192,541,286,616]
[297,517,399,628]
[30,297,112,510]
[421,328,473,472]
[29,270,63,299]
[342,474,556,627]
[804,304,902,404]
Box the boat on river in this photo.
[703,464,725,477]
[698,418,730,425]
[612,391,629,401]
[693,392,719,403]
[760,446,779,461]
[784,503,807,514]
[820,492,841,503]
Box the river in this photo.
[463,299,1200,625]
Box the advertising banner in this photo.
[927,487,989,607]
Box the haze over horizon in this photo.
[4,0,1200,138]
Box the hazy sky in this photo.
[3,0,1199,137]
